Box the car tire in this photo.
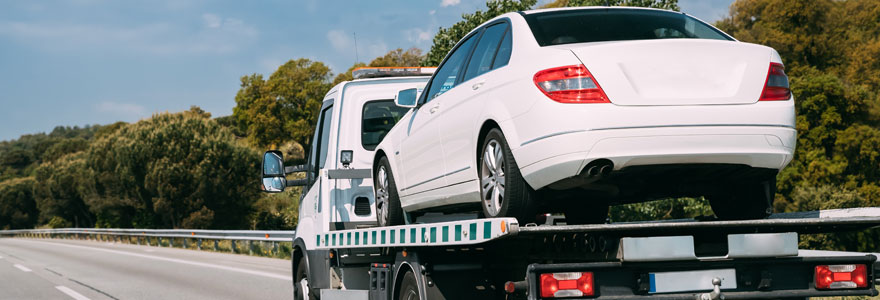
[564,203,609,225]
[294,256,318,300]
[708,179,775,220]
[375,156,404,226]
[479,128,536,223]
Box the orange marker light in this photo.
[501,221,507,233]
[402,250,408,257]
[265,234,270,239]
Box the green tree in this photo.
[0,177,38,229]
[32,153,95,227]
[233,59,332,150]
[424,0,537,66]
[85,107,262,229]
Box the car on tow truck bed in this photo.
[259,68,879,300]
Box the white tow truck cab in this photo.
[260,68,880,300]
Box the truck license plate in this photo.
[649,268,736,294]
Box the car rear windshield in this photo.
[524,9,733,46]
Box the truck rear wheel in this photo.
[397,270,420,300]
[708,179,775,220]
[479,128,536,223]
[375,156,404,226]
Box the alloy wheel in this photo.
[375,166,390,226]
[481,139,506,217]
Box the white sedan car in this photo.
[372,7,795,226]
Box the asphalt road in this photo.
[0,238,292,300]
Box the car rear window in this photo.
[524,9,732,46]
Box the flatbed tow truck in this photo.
[260,68,880,300]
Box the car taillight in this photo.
[815,264,868,289]
[534,65,609,103]
[539,272,594,298]
[759,62,790,101]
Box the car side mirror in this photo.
[262,151,287,193]
[395,88,418,108]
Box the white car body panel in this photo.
[375,8,796,213]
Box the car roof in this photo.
[520,6,681,15]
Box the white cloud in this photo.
[429,10,436,15]
[96,101,147,118]
[366,41,388,58]
[326,29,352,52]
[202,13,222,28]
[404,28,433,45]
[0,13,259,56]
[440,0,460,7]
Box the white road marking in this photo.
[14,264,32,272]
[56,286,91,300]
[143,249,155,252]
[0,255,4,259]
[23,240,292,281]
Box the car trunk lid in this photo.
[566,39,773,106]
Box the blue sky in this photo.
[0,0,733,142]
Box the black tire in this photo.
[708,179,775,220]
[397,270,420,300]
[375,156,404,226]
[294,255,318,300]
[479,128,536,223]
[565,203,610,225]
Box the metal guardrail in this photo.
[0,228,296,255]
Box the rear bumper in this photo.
[513,125,795,190]
[524,255,878,300]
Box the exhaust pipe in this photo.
[586,166,600,177]
[599,164,612,175]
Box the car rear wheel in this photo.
[479,128,536,223]
[375,156,404,226]
[708,179,775,220]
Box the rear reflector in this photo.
[534,65,609,103]
[759,63,790,101]
[815,264,868,289]
[539,272,594,298]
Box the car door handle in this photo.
[430,104,440,114]
[472,81,485,90]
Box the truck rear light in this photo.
[539,272,594,298]
[759,62,790,101]
[815,264,868,289]
[534,65,609,103]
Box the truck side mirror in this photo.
[262,150,287,193]
[395,88,418,108]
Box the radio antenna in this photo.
[353,32,360,63]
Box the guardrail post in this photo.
[248,241,253,255]
[197,239,202,250]
[213,240,218,251]
[272,241,278,255]
[183,238,188,249]
[231,240,237,253]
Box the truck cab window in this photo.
[362,100,410,150]
[310,104,334,179]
